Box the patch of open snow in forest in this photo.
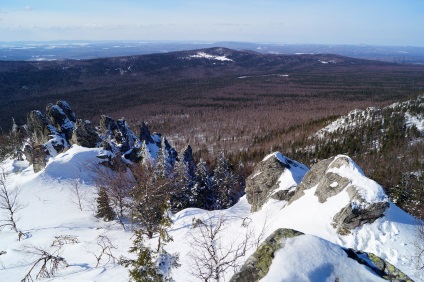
[189,52,233,62]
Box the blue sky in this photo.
[0,0,423,46]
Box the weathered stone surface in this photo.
[99,115,118,134]
[56,100,76,123]
[46,103,74,141]
[26,110,51,145]
[314,157,352,203]
[332,185,390,235]
[245,154,289,212]
[230,228,304,282]
[344,249,413,282]
[32,145,48,173]
[139,121,154,144]
[72,119,101,148]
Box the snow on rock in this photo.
[405,111,424,132]
[189,52,234,62]
[288,155,389,235]
[245,152,309,212]
[262,235,385,282]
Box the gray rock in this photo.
[56,100,76,123]
[314,156,351,203]
[245,154,289,212]
[289,155,389,234]
[333,185,390,235]
[344,249,413,281]
[139,121,154,144]
[32,145,48,173]
[230,228,304,282]
[99,115,118,135]
[72,119,101,148]
[26,110,51,145]
[289,157,334,204]
[46,103,74,141]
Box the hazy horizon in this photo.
[1,0,424,47]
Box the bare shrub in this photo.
[51,235,80,247]
[0,169,25,239]
[69,180,86,212]
[188,215,251,282]
[21,245,68,282]
[92,234,118,268]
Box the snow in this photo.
[272,152,309,194]
[313,107,381,139]
[261,235,385,282]
[327,155,388,204]
[189,52,233,62]
[0,147,421,281]
[330,181,338,188]
[405,111,424,132]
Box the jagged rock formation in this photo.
[245,152,309,212]
[23,101,177,172]
[72,119,101,148]
[230,228,304,282]
[246,152,389,234]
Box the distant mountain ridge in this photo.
[1,41,424,63]
[1,46,421,131]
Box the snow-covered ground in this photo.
[0,146,422,281]
[188,52,233,62]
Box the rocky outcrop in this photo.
[72,119,101,148]
[230,228,304,282]
[139,121,154,144]
[344,249,413,281]
[246,152,389,234]
[22,102,177,172]
[290,155,389,234]
[46,103,75,141]
[26,110,51,145]
[333,184,390,235]
[245,152,308,212]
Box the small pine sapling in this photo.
[96,186,115,222]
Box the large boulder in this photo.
[230,228,304,282]
[232,228,412,282]
[72,119,101,148]
[245,152,308,212]
[290,155,389,234]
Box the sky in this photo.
[0,0,423,46]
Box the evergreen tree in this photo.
[126,198,179,282]
[171,145,196,211]
[213,152,237,209]
[96,186,115,221]
[127,229,160,282]
[192,160,216,210]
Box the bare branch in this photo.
[92,234,118,268]
[21,244,68,282]
[0,169,25,239]
[188,214,252,282]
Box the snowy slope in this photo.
[0,147,422,281]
